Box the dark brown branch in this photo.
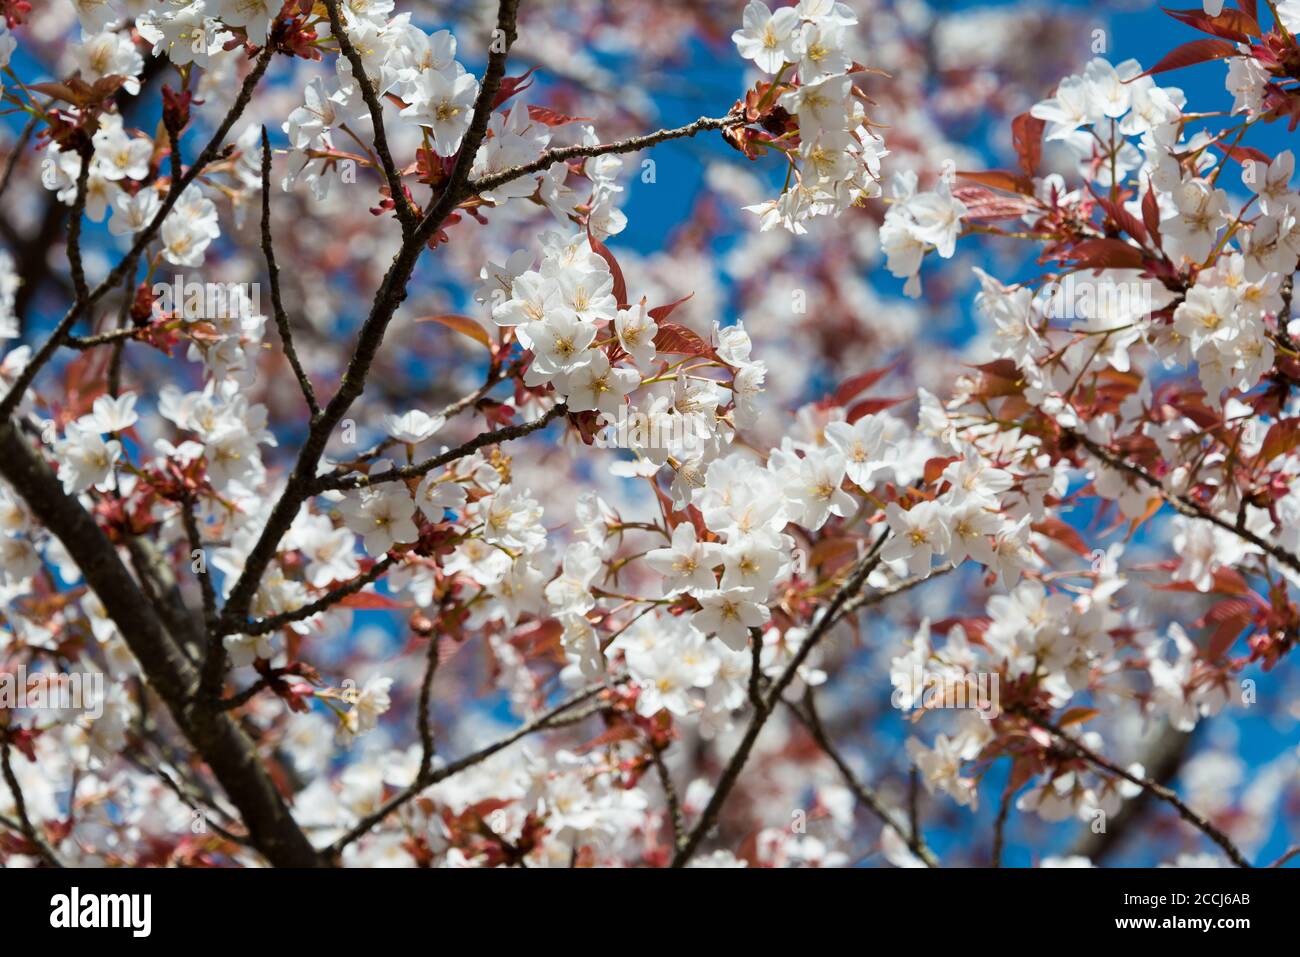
[415,633,441,781]
[1020,710,1251,868]
[0,44,275,422]
[1069,725,1190,863]
[649,743,686,851]
[66,326,141,350]
[1270,845,1300,868]
[180,495,218,630]
[747,627,764,709]
[1077,431,1300,575]
[321,364,514,476]
[323,0,416,231]
[992,772,1015,868]
[328,677,613,856]
[260,126,320,416]
[0,420,323,867]
[469,112,744,197]
[218,1,744,633]
[125,754,252,847]
[788,692,939,868]
[218,0,522,629]
[216,676,276,712]
[672,537,954,867]
[230,555,397,637]
[1,731,62,867]
[0,112,38,202]
[125,536,203,661]
[66,154,92,304]
[315,401,567,493]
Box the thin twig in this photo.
[1269,845,1300,868]
[328,678,615,855]
[217,0,523,628]
[260,126,320,416]
[323,0,416,230]
[788,693,939,868]
[0,112,38,202]
[180,495,217,630]
[67,326,141,350]
[216,0,744,629]
[228,556,397,637]
[469,113,744,197]
[216,676,276,712]
[0,45,275,422]
[1077,431,1300,575]
[0,733,62,867]
[672,538,956,866]
[1019,710,1252,868]
[992,772,1015,868]
[315,402,568,493]
[649,743,686,851]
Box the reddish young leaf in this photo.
[1162,7,1261,41]
[952,185,1035,221]
[575,723,640,753]
[526,104,594,126]
[1254,418,1300,466]
[1011,111,1045,177]
[653,322,715,357]
[1198,597,1255,659]
[809,537,859,571]
[1211,141,1273,166]
[1058,706,1101,727]
[1141,178,1164,249]
[1151,566,1255,597]
[830,358,900,407]
[1096,196,1148,246]
[1031,517,1092,557]
[587,230,628,306]
[1134,38,1239,78]
[337,591,409,610]
[846,395,907,422]
[491,67,537,109]
[923,454,962,485]
[1065,237,1147,270]
[415,314,492,350]
[647,292,694,323]
[956,169,1036,196]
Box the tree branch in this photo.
[0,44,275,422]
[787,692,939,868]
[671,537,954,866]
[992,772,1015,868]
[218,0,523,629]
[230,556,397,638]
[649,743,686,852]
[0,420,324,867]
[1018,709,1252,868]
[328,677,613,857]
[468,112,744,197]
[315,401,568,493]
[260,126,320,417]
[323,0,417,231]
[0,112,38,203]
[0,731,62,867]
[1077,431,1300,575]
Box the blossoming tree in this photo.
[0,0,1297,868]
